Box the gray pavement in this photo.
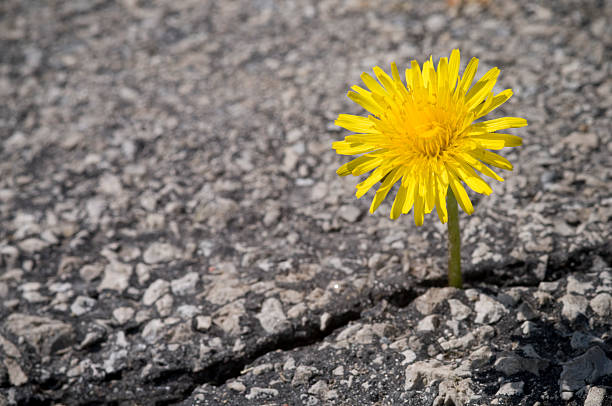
[0,0,611,405]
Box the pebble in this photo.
[3,358,28,386]
[584,386,606,406]
[413,288,456,315]
[171,272,199,296]
[589,293,612,317]
[97,261,133,293]
[425,14,446,32]
[292,365,318,387]
[176,305,200,319]
[416,315,439,332]
[537,281,559,292]
[112,307,135,325]
[494,355,548,376]
[516,302,538,321]
[474,294,507,324]
[141,319,165,343]
[447,298,472,320]
[143,279,170,306]
[338,205,361,223]
[566,275,592,294]
[70,296,97,316]
[227,381,246,392]
[559,346,612,391]
[256,298,290,335]
[468,346,494,369]
[245,387,279,400]
[18,238,50,254]
[4,314,74,355]
[79,264,103,282]
[155,294,174,317]
[559,294,589,323]
[143,243,180,264]
[194,315,212,332]
[496,381,524,396]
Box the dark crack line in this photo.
[167,244,612,404]
[161,289,422,405]
[31,244,611,406]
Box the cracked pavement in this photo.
[0,0,611,405]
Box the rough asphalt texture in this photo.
[1,0,611,405]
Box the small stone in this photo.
[70,296,97,316]
[516,302,538,321]
[171,272,199,296]
[205,279,249,305]
[3,358,27,386]
[332,365,344,376]
[155,294,174,317]
[79,264,103,282]
[227,381,246,392]
[174,305,198,319]
[584,386,606,406]
[494,355,548,376]
[566,275,593,295]
[538,281,559,292]
[287,302,307,319]
[559,346,612,391]
[440,332,476,351]
[560,391,574,401]
[0,335,20,358]
[414,288,456,315]
[112,307,135,325]
[98,173,123,195]
[141,319,165,343]
[194,315,212,331]
[319,312,332,331]
[292,365,318,386]
[570,332,603,350]
[496,381,524,396]
[338,205,361,223]
[4,314,74,355]
[252,363,273,375]
[474,294,507,324]
[256,298,290,335]
[447,298,472,320]
[97,261,133,293]
[245,387,279,400]
[18,238,50,253]
[469,346,494,369]
[417,315,439,332]
[308,380,329,397]
[559,294,589,323]
[213,300,245,336]
[136,263,151,285]
[425,14,446,32]
[143,279,170,306]
[562,132,599,153]
[521,321,538,335]
[283,357,296,371]
[143,243,179,264]
[589,293,612,317]
[400,350,417,365]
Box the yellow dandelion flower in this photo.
[333,49,527,226]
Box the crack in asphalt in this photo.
[19,244,610,405]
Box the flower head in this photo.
[333,49,527,225]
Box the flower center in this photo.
[414,121,451,157]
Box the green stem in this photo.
[447,187,463,288]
